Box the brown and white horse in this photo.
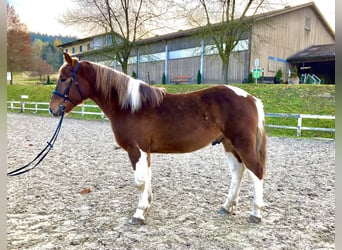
[49,53,267,225]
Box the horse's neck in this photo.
[89,88,120,118]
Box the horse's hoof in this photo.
[247,215,261,224]
[218,207,230,215]
[129,217,145,225]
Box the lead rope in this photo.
[7,111,65,177]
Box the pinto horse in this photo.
[49,53,267,225]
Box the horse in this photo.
[49,52,267,225]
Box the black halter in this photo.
[7,63,83,177]
[52,62,84,107]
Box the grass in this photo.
[7,83,335,139]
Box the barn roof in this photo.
[287,43,335,63]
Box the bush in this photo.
[274,69,282,84]
[162,72,166,84]
[247,72,254,83]
[196,70,202,84]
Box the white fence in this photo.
[7,101,335,137]
[265,113,335,137]
[7,101,105,118]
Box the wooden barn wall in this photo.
[168,57,200,83]
[167,36,202,51]
[128,61,165,84]
[250,7,335,79]
[125,50,248,84]
[204,51,248,83]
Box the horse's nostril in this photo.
[49,107,60,117]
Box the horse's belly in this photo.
[151,129,221,153]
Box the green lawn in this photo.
[7,83,335,139]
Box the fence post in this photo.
[81,105,85,117]
[297,115,302,137]
[20,95,28,113]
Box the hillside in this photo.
[30,32,77,45]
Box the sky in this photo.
[8,0,335,38]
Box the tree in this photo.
[32,58,54,82]
[31,39,53,81]
[7,4,32,84]
[59,0,168,74]
[179,0,271,84]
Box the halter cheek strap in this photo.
[52,62,84,106]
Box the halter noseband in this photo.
[52,62,84,107]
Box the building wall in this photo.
[60,4,334,84]
[64,40,93,55]
[250,7,334,80]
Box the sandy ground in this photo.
[7,113,335,249]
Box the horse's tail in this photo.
[255,97,267,179]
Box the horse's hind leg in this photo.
[219,141,245,215]
[128,148,153,225]
[246,169,264,223]
[231,138,265,223]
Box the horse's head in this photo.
[49,53,87,117]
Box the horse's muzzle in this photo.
[49,105,65,117]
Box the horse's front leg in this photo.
[128,148,152,225]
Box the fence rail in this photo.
[265,113,335,137]
[7,101,105,118]
[7,101,335,137]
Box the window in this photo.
[87,43,91,51]
[305,16,311,31]
[72,47,75,54]
[268,56,277,72]
[79,45,83,53]
[106,35,112,46]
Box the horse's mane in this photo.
[91,63,166,112]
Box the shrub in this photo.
[197,70,202,84]
[162,72,166,84]
[247,72,254,83]
[275,69,282,83]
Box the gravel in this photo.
[7,113,335,249]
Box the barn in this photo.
[58,2,335,84]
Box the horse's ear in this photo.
[63,52,79,68]
[63,52,73,65]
